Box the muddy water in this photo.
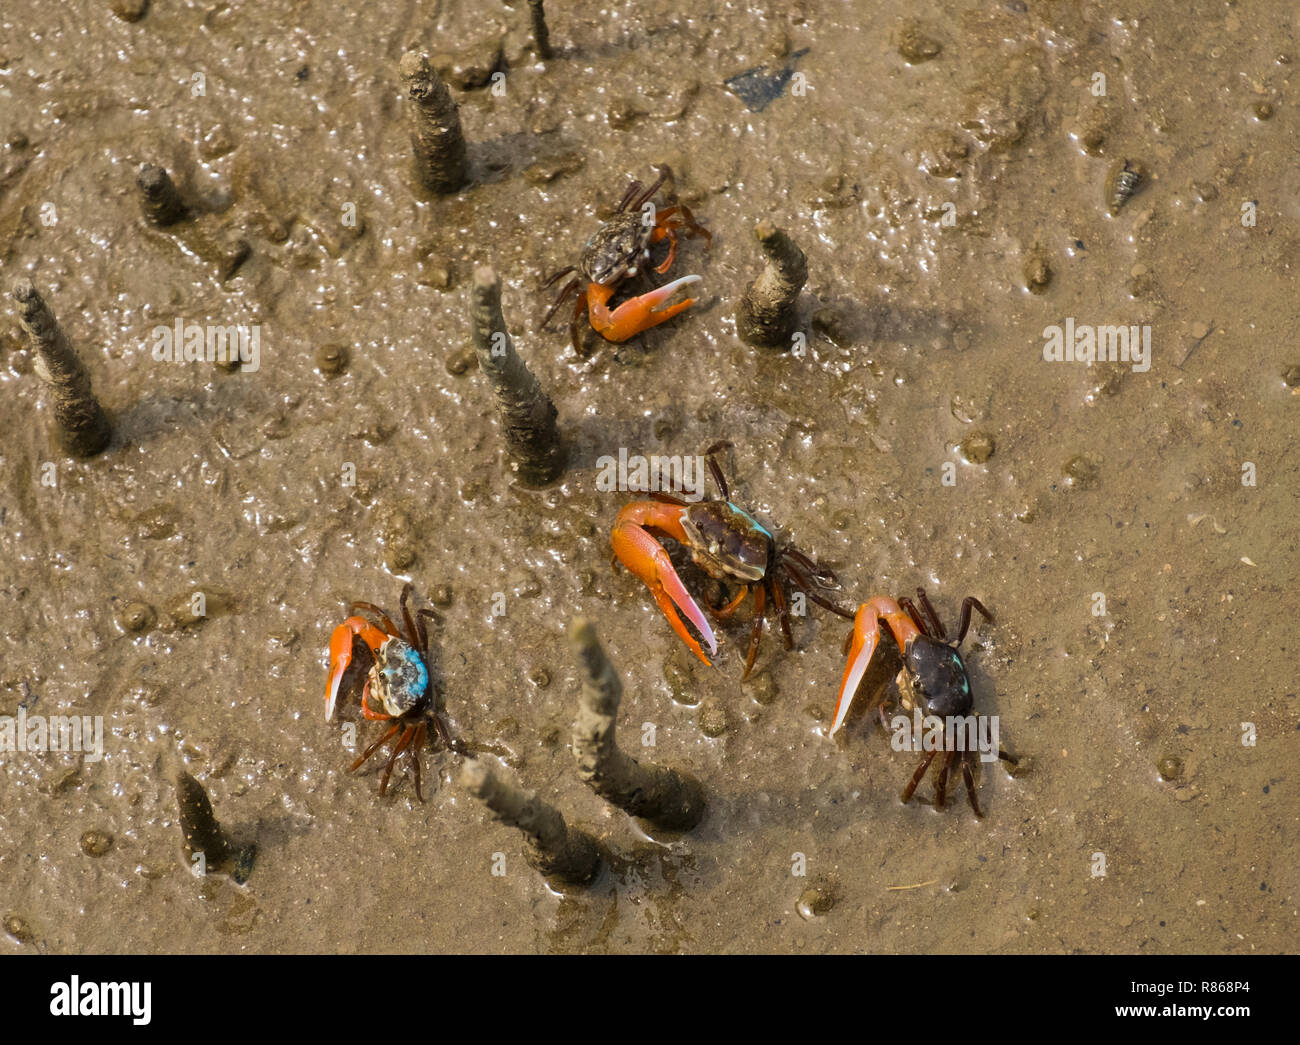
[1,1,1296,953]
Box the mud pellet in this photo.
[1023,251,1052,293]
[470,266,565,485]
[570,619,706,831]
[1063,453,1100,487]
[897,20,942,63]
[3,914,35,944]
[314,343,349,376]
[459,759,602,885]
[1075,106,1108,155]
[607,98,641,130]
[80,830,114,857]
[385,541,416,571]
[110,0,149,21]
[399,51,469,195]
[419,257,454,290]
[736,222,807,349]
[663,655,701,706]
[445,347,475,376]
[796,881,837,920]
[117,600,156,633]
[136,164,188,226]
[528,0,554,60]
[960,431,995,463]
[13,281,112,457]
[698,699,727,738]
[747,673,778,705]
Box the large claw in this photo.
[325,616,389,721]
[830,597,920,736]
[611,508,717,665]
[587,275,702,343]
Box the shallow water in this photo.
[0,1,1296,953]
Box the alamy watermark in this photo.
[1043,318,1150,373]
[0,709,104,762]
[595,449,707,501]
[150,319,261,373]
[49,976,150,1024]
[889,708,1001,762]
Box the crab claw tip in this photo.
[662,273,702,292]
[831,626,878,737]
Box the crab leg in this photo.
[611,501,717,664]
[325,616,390,721]
[349,721,401,772]
[829,597,922,736]
[587,274,702,343]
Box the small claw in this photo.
[325,616,389,721]
[830,604,881,736]
[612,519,716,662]
[360,679,393,721]
[588,275,702,342]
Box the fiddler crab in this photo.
[830,588,1016,818]
[324,583,459,800]
[541,165,711,354]
[611,441,852,679]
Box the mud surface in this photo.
[1,2,1296,953]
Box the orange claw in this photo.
[830,597,921,736]
[587,274,702,343]
[611,500,717,664]
[325,616,389,721]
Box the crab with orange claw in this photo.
[830,588,1016,818]
[540,165,711,354]
[324,583,459,800]
[611,441,853,679]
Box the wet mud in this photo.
[0,2,1296,953]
